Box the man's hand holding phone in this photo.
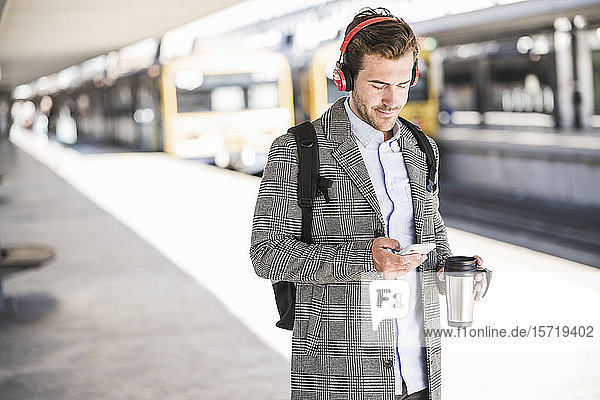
[371,238,434,280]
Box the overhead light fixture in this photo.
[553,17,572,32]
[573,15,586,30]
[516,36,534,54]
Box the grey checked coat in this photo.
[250,97,452,400]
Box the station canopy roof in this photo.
[0,0,246,89]
[2,0,600,91]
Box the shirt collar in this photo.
[344,98,401,148]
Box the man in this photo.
[250,7,487,400]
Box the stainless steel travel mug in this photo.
[444,256,492,327]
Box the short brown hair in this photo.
[343,7,420,78]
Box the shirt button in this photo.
[383,359,393,368]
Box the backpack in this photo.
[272,117,437,330]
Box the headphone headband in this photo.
[333,15,419,92]
[339,16,397,54]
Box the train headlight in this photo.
[133,108,155,124]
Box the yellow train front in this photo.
[160,48,295,173]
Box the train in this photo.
[14,36,439,174]
[160,48,294,173]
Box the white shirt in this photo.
[344,99,428,395]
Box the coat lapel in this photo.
[323,98,429,239]
[325,98,385,229]
[331,136,385,228]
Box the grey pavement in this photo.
[0,139,289,400]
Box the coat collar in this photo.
[321,97,420,148]
[323,97,428,241]
[343,98,402,149]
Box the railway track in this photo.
[439,183,600,267]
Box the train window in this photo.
[486,54,555,114]
[444,84,476,111]
[175,72,279,113]
[76,94,90,116]
[117,82,133,107]
[176,87,211,113]
[136,79,158,109]
[248,83,279,109]
[211,86,245,112]
[110,80,133,111]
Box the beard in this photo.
[350,90,401,132]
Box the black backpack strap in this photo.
[289,121,319,243]
[272,280,296,330]
[398,116,437,192]
[272,121,320,331]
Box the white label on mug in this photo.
[369,280,411,331]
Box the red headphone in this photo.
[333,16,419,92]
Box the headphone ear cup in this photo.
[410,60,419,87]
[340,64,354,92]
[333,62,353,92]
[333,64,346,91]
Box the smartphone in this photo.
[398,243,436,256]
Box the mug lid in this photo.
[445,256,478,272]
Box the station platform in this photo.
[439,125,600,152]
[2,128,600,399]
[437,126,600,208]
[0,136,289,399]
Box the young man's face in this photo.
[349,52,414,134]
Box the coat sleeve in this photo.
[249,133,381,285]
[428,136,452,295]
